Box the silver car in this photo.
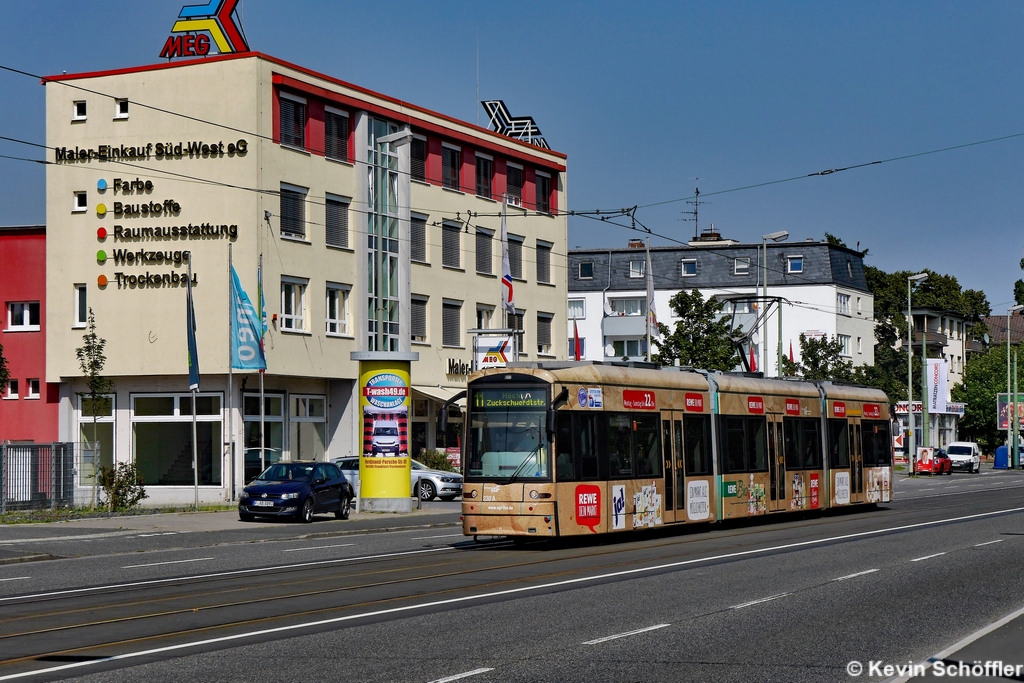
[332,457,463,501]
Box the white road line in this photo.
[282,544,354,552]
[123,557,213,569]
[426,668,494,683]
[583,623,671,645]
[834,568,879,581]
[137,532,178,538]
[0,531,136,545]
[974,539,1004,547]
[910,552,946,562]
[4,506,1024,681]
[0,577,29,583]
[411,534,467,540]
[0,547,454,604]
[730,593,789,609]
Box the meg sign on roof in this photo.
[160,0,249,59]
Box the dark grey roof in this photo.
[568,241,869,293]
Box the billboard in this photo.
[358,359,412,500]
[996,393,1024,431]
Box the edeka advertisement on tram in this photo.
[358,360,412,499]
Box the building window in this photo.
[734,257,750,275]
[628,260,645,278]
[568,299,586,320]
[610,339,645,358]
[837,293,851,315]
[73,191,87,213]
[442,222,461,268]
[242,394,284,480]
[536,171,551,213]
[325,284,349,335]
[411,215,427,262]
[291,395,327,461]
[787,255,803,273]
[568,338,586,358]
[508,236,523,279]
[476,155,493,198]
[536,241,552,284]
[411,297,428,342]
[325,195,349,248]
[476,229,493,275]
[579,262,594,279]
[512,309,526,352]
[281,278,307,332]
[442,145,461,190]
[681,259,697,277]
[476,305,493,330]
[132,394,223,486]
[838,334,851,357]
[73,100,87,121]
[74,285,88,328]
[847,259,853,278]
[3,379,17,399]
[857,336,863,354]
[857,296,862,314]
[537,313,553,355]
[114,98,129,119]
[507,164,523,201]
[609,298,645,316]
[7,302,40,331]
[26,379,40,400]
[411,137,427,182]
[279,93,306,148]
[325,109,350,162]
[442,300,462,347]
[280,185,307,238]
[78,394,115,485]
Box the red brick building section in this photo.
[0,225,58,443]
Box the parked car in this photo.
[239,461,353,523]
[370,420,401,455]
[946,441,982,473]
[333,457,463,501]
[914,448,952,475]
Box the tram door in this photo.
[767,417,787,511]
[849,418,865,504]
[662,413,681,523]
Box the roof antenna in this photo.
[681,179,709,239]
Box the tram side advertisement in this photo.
[359,361,412,499]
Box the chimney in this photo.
[627,239,645,249]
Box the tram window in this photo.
[720,416,767,473]
[555,413,576,481]
[723,417,746,473]
[604,414,633,478]
[783,417,822,469]
[828,419,850,468]
[748,418,767,471]
[684,415,711,475]
[577,414,601,479]
[862,420,891,467]
[675,420,685,510]
[633,415,662,478]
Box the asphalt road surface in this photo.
[1,469,1023,683]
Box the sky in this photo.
[2,1,1023,310]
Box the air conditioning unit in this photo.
[508,195,523,208]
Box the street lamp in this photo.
[1008,304,1024,468]
[762,231,789,376]
[907,272,928,474]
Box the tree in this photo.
[652,289,739,371]
[951,343,1023,454]
[781,334,854,381]
[75,308,114,508]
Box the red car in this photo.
[914,448,952,475]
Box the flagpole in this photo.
[646,238,652,362]
[187,256,199,510]
[258,254,266,473]
[227,243,234,500]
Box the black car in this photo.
[239,461,353,523]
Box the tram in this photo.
[458,362,892,538]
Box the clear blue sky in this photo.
[3,1,1023,309]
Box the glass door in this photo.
[767,418,787,511]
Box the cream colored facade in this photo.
[44,53,568,504]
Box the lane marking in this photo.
[4,505,1024,681]
[974,539,1004,546]
[0,547,454,604]
[583,623,671,645]
[426,668,494,683]
[136,532,178,538]
[910,552,946,562]
[282,544,354,553]
[411,534,467,540]
[123,558,213,569]
[895,483,1024,500]
[730,593,789,609]
[833,568,879,581]
[0,531,136,545]
[0,577,29,583]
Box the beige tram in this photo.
[459,362,892,539]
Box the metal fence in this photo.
[0,442,77,512]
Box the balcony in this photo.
[912,330,948,348]
[602,315,647,337]
[966,339,985,354]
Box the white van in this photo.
[946,441,981,473]
[371,420,401,455]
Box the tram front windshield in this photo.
[467,387,549,481]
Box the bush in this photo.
[97,462,148,511]
[416,449,459,472]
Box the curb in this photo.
[0,553,58,566]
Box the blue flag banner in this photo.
[186,268,200,390]
[230,265,267,371]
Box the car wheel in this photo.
[300,498,315,523]
[974,463,981,473]
[335,494,351,520]
[418,480,436,501]
[239,512,255,522]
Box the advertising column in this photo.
[352,352,419,512]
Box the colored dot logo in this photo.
[96,203,107,217]
[97,179,107,192]
[97,274,108,287]
[96,250,107,263]
[97,227,107,240]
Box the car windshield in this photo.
[257,463,315,482]
[947,446,972,455]
[467,386,549,482]
[374,427,399,436]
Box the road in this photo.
[0,469,1022,682]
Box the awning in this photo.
[412,385,466,407]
